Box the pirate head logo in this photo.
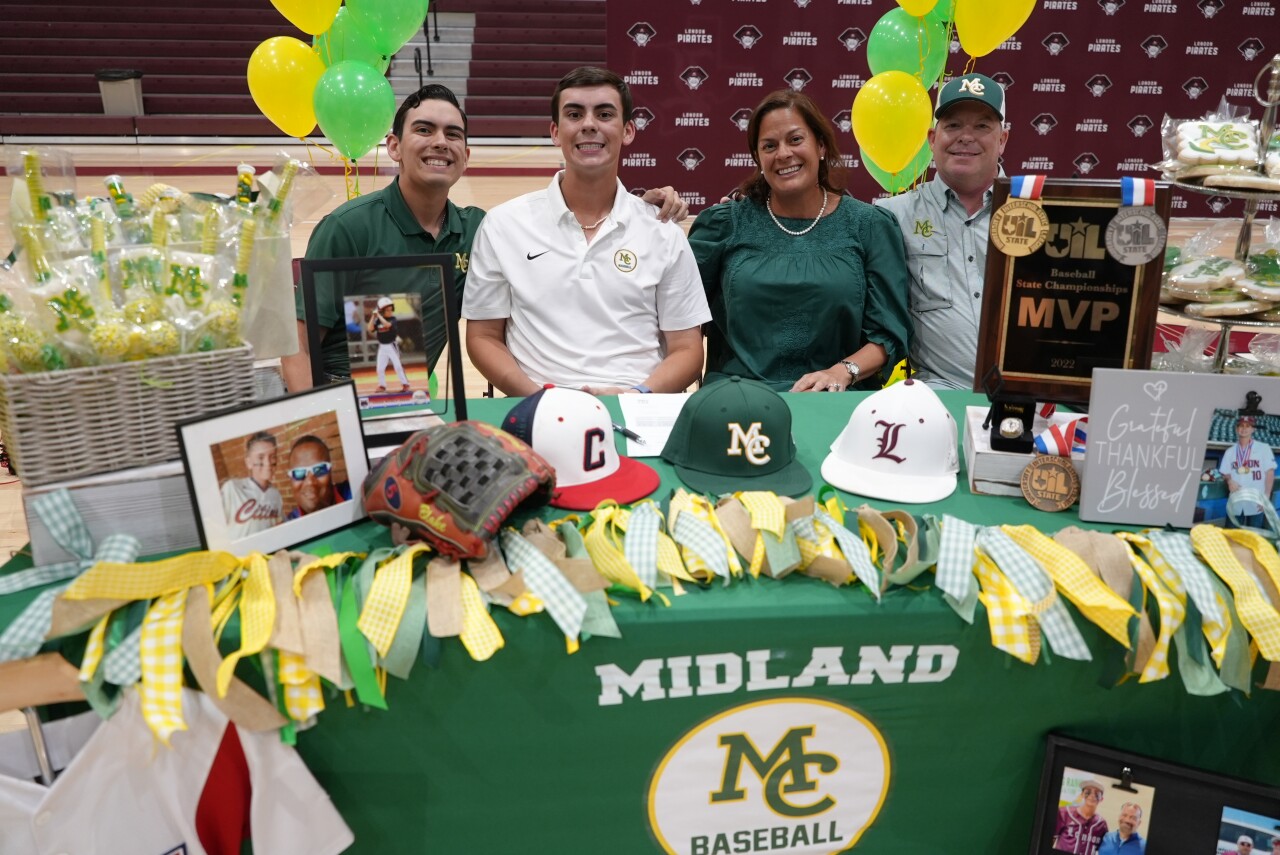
[734,25,763,49]
[680,66,709,91]
[785,68,813,91]
[1184,76,1208,99]
[1031,113,1058,135]
[795,0,813,7]
[631,107,655,131]
[731,108,753,132]
[1086,74,1112,97]
[1074,152,1100,175]
[688,0,701,4]
[1043,33,1069,55]
[1098,0,1124,13]
[950,33,962,53]
[627,22,656,47]
[677,148,705,171]
[1207,195,1229,213]
[1240,38,1265,61]
[832,109,853,133]
[1141,35,1167,58]
[839,28,867,51]
[991,72,1015,90]
[1128,114,1154,137]
[1199,0,1222,17]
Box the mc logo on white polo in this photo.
[648,698,890,854]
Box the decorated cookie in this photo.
[1161,283,1243,303]
[1175,120,1258,166]
[1183,298,1276,318]
[1167,256,1245,290]
[1203,172,1280,192]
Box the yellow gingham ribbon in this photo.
[358,544,430,657]
[1192,524,1280,661]
[583,504,653,599]
[1003,525,1135,647]
[278,650,325,722]
[975,552,1040,665]
[1221,529,1280,599]
[216,553,276,698]
[1116,533,1186,682]
[736,491,786,579]
[140,589,189,744]
[79,613,110,682]
[458,571,503,661]
[293,552,364,593]
[62,551,241,601]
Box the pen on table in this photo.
[612,422,646,445]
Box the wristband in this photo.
[631,384,652,394]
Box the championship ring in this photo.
[999,416,1025,439]
[1105,206,1167,265]
[990,198,1049,257]
[1020,454,1080,512]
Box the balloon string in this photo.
[962,55,976,75]
[345,158,356,200]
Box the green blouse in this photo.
[688,195,911,391]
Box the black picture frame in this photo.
[176,381,370,554]
[1031,734,1280,854]
[299,254,468,430]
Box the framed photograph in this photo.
[177,382,369,554]
[299,254,468,426]
[1031,735,1280,855]
[1080,369,1278,529]
[974,178,1170,405]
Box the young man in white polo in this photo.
[463,66,711,397]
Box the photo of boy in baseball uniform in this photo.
[1221,415,1277,528]
[368,296,411,392]
[218,431,284,538]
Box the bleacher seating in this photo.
[0,0,605,141]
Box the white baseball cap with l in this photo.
[821,379,959,503]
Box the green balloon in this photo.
[316,8,389,75]
[867,8,947,89]
[861,142,932,194]
[346,0,424,56]
[314,61,397,161]
[927,0,957,24]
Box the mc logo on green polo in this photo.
[648,698,890,855]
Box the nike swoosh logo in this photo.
[526,250,550,260]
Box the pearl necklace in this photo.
[577,213,609,231]
[767,190,828,236]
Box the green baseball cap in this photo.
[935,73,1005,121]
[660,377,812,496]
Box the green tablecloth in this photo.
[3,392,1278,854]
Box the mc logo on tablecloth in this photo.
[647,698,890,855]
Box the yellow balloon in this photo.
[896,0,939,15]
[954,0,1034,57]
[270,0,341,36]
[247,36,325,139]
[852,71,932,175]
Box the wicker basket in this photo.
[0,346,256,486]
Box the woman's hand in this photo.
[790,367,848,393]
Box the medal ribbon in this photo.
[1010,174,1046,199]
[1033,417,1088,457]
[1121,176,1156,207]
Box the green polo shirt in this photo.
[300,177,485,377]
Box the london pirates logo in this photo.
[733,25,763,49]
[1141,35,1167,58]
[1032,113,1058,136]
[632,107,655,131]
[838,28,867,51]
[727,422,771,465]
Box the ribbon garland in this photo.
[6,491,1280,745]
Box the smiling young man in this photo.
[875,73,1009,391]
[463,66,711,397]
[220,431,284,539]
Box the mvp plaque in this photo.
[974,178,1170,405]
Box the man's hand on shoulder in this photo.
[640,187,689,223]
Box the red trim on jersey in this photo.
[195,724,253,855]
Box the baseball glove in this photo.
[362,421,556,559]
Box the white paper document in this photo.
[615,393,692,457]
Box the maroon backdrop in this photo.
[609,0,1278,217]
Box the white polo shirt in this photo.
[462,173,711,389]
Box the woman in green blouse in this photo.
[687,90,911,392]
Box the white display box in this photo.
[963,406,1086,497]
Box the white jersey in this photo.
[463,172,710,389]
[219,477,283,539]
[0,688,353,855]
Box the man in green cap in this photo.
[875,73,1008,392]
